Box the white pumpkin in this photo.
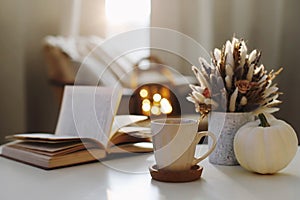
[234,114,298,174]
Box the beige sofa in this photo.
[43,36,196,115]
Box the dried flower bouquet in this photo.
[187,37,282,116]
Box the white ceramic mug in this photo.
[151,118,217,171]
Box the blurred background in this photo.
[1,0,299,144]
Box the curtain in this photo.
[60,0,106,37]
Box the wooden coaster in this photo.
[149,165,203,182]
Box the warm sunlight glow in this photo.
[160,98,169,106]
[137,86,174,116]
[105,0,151,24]
[160,98,173,114]
[151,105,161,115]
[139,89,148,98]
[153,93,162,102]
[142,99,151,105]
[142,103,151,112]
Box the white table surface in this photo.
[0,145,300,200]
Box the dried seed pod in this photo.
[246,64,254,81]
[229,87,239,112]
[248,50,257,64]
[240,96,248,106]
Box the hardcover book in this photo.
[1,86,152,169]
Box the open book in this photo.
[1,86,152,169]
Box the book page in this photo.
[7,133,80,141]
[55,86,122,146]
[110,115,148,138]
[9,141,103,156]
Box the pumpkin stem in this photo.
[258,113,270,127]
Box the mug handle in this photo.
[192,131,217,165]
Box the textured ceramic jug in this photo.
[208,112,254,165]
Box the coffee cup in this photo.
[151,118,216,171]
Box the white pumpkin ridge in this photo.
[234,115,298,174]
